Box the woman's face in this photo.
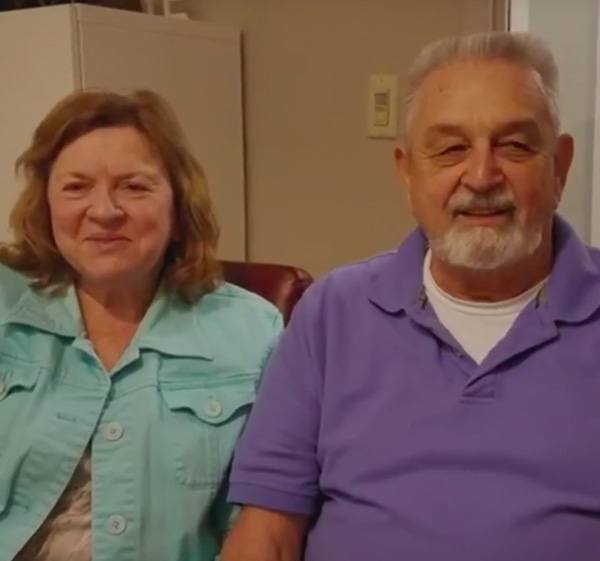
[47,125,176,293]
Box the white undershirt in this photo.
[423,250,548,364]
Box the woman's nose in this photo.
[85,186,125,222]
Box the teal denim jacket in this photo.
[0,265,282,561]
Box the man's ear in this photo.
[395,143,414,211]
[553,133,574,207]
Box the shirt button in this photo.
[106,514,127,535]
[204,398,222,418]
[102,421,124,442]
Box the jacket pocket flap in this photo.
[161,379,256,425]
[0,363,41,400]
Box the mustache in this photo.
[448,189,516,214]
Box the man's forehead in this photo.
[408,58,552,137]
[418,59,539,102]
[421,57,534,86]
[423,119,543,140]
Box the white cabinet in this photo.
[0,4,245,259]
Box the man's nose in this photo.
[462,146,504,192]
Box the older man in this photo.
[221,32,600,561]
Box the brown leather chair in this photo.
[221,260,313,325]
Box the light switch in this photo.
[367,74,398,139]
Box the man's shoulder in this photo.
[584,244,600,264]
[295,249,401,317]
[320,249,398,290]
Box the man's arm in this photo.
[221,506,309,561]
[224,283,325,559]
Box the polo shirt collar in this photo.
[542,215,600,323]
[367,215,600,324]
[368,228,427,314]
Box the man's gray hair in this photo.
[404,31,560,135]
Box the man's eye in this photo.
[508,141,530,150]
[497,140,534,158]
[432,145,468,162]
[439,145,467,155]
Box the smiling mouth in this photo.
[455,207,515,218]
[86,236,129,243]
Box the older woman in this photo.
[0,90,282,561]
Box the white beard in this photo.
[429,221,542,270]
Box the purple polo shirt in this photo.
[229,216,600,561]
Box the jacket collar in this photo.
[0,283,214,359]
[135,289,213,359]
[0,283,81,337]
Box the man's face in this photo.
[396,59,573,270]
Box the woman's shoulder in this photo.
[0,262,33,310]
[200,281,281,320]
[192,281,282,338]
[167,282,283,363]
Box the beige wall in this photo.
[185,0,505,277]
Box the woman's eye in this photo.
[62,183,86,193]
[123,182,150,192]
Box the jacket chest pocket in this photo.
[160,375,257,490]
[0,361,42,514]
[0,362,41,449]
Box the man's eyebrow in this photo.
[423,124,466,139]
[494,119,543,137]
[422,120,544,144]
[421,124,467,150]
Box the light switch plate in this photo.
[367,74,398,139]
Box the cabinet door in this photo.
[75,5,246,259]
[0,5,77,240]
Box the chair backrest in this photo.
[221,260,313,325]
